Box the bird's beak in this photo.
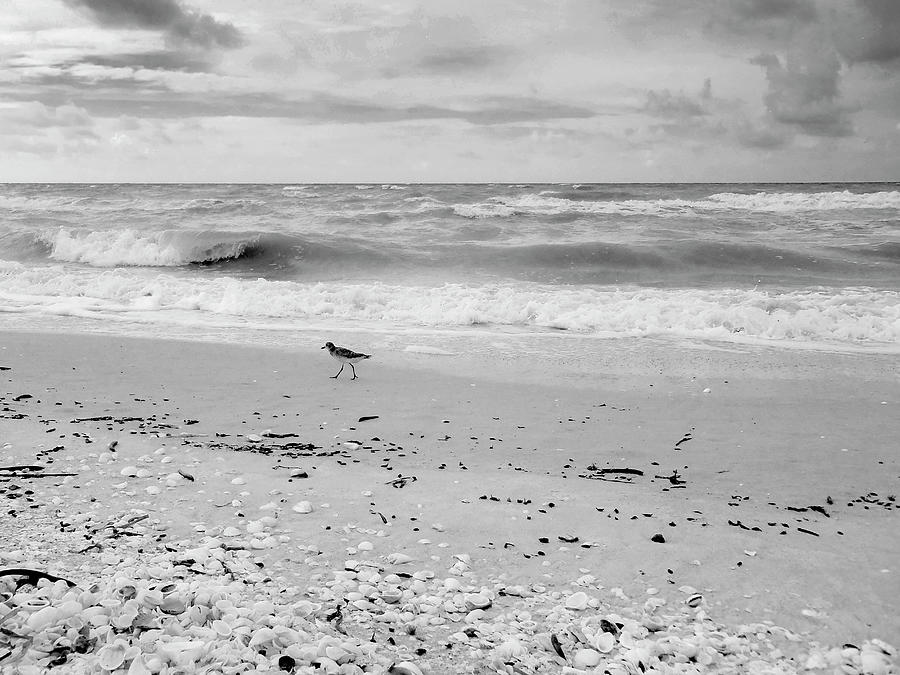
[320,345,326,349]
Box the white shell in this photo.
[565,591,589,610]
[573,648,602,669]
[97,642,127,671]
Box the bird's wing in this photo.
[334,346,367,359]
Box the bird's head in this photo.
[322,342,334,349]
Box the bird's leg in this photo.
[350,364,358,380]
[331,364,344,379]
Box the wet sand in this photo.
[1,329,898,673]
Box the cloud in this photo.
[83,51,214,72]
[411,45,512,75]
[0,101,100,155]
[61,0,243,49]
[751,41,854,137]
[643,81,710,120]
[735,120,790,148]
[835,0,900,65]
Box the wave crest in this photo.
[43,229,262,267]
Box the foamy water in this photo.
[1,183,898,351]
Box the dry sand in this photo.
[0,328,897,673]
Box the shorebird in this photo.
[321,341,371,380]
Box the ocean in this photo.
[1,182,898,352]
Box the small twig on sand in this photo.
[654,470,686,485]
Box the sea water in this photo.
[0,183,898,351]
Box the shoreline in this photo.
[1,328,898,672]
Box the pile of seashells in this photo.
[1,525,897,675]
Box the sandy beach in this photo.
[0,327,897,673]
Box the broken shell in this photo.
[389,662,424,675]
[293,501,313,514]
[686,593,703,608]
[494,639,527,660]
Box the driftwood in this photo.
[0,568,76,588]
[0,472,78,479]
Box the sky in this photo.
[1,0,899,182]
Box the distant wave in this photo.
[1,265,898,348]
[453,190,900,218]
[178,198,268,212]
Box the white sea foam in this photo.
[42,229,253,267]
[453,191,900,218]
[1,263,897,349]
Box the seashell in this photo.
[27,606,61,632]
[860,650,890,675]
[464,592,491,610]
[292,600,320,617]
[138,589,164,608]
[20,595,50,609]
[593,631,617,653]
[388,662,424,675]
[249,626,278,648]
[117,585,138,601]
[212,620,233,637]
[686,593,703,608]
[127,655,152,675]
[565,591,589,611]
[159,595,186,615]
[97,641,128,671]
[574,648,603,669]
[157,640,205,665]
[111,608,139,629]
[293,501,313,514]
[494,639,527,660]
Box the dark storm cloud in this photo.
[62,0,243,49]
[836,0,900,65]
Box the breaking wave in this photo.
[41,229,269,267]
[1,263,898,349]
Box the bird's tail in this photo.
[363,354,372,359]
